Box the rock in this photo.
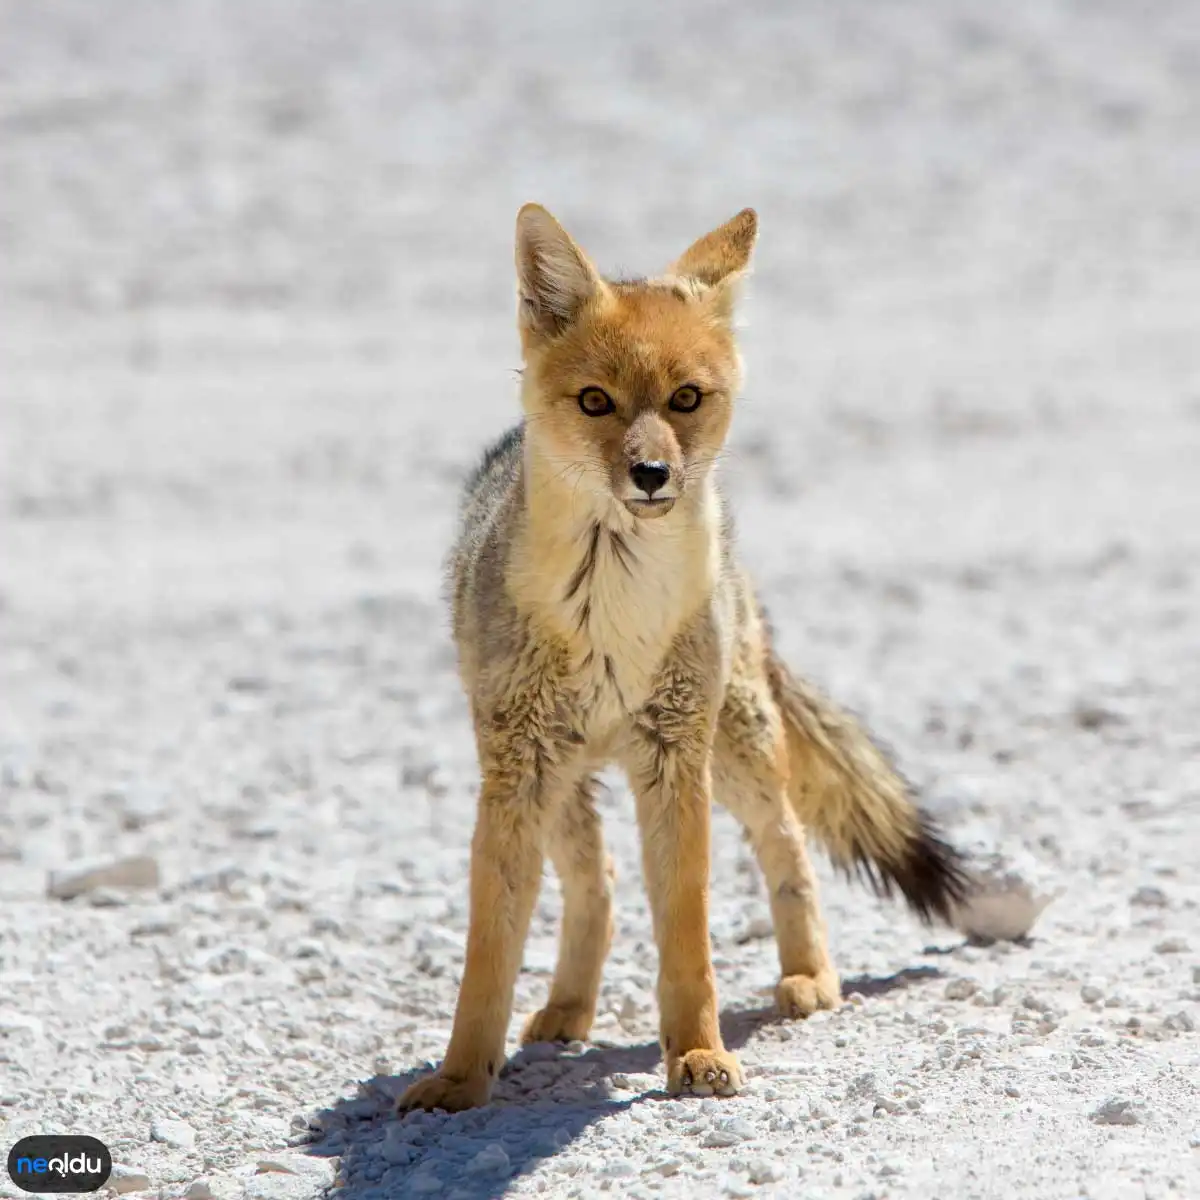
[130,911,179,937]
[204,946,250,975]
[0,1011,44,1040]
[380,1140,415,1166]
[114,783,171,830]
[151,1118,196,1149]
[747,1159,785,1185]
[110,1166,152,1194]
[254,1159,335,1186]
[735,916,774,944]
[48,855,160,900]
[1154,937,1189,954]
[950,855,1053,942]
[407,1174,443,1196]
[1090,1097,1143,1126]
[1130,886,1168,908]
[242,1160,336,1200]
[600,1161,637,1178]
[1163,1011,1195,1033]
[618,992,642,1026]
[701,1119,755,1147]
[1073,701,1125,731]
[1080,983,1104,1004]
[465,1144,510,1174]
[944,978,979,1001]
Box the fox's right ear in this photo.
[670,208,758,288]
[516,205,605,337]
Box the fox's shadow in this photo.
[304,966,942,1200]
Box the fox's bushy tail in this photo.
[765,652,970,924]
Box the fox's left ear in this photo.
[669,209,758,309]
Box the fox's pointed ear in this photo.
[670,208,758,289]
[516,204,605,337]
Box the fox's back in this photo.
[446,423,525,662]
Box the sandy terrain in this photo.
[2,2,1198,1197]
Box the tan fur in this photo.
[398,206,966,1114]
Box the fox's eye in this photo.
[578,387,615,417]
[669,385,703,413]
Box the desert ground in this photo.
[1,2,1198,1197]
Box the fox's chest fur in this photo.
[512,499,720,742]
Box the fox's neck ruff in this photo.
[510,436,722,717]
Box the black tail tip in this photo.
[847,809,973,926]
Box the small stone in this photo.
[243,1159,337,1200]
[1090,1097,1143,1126]
[1155,937,1189,954]
[0,1011,44,1039]
[186,1181,214,1200]
[944,978,979,1001]
[408,1175,443,1196]
[1081,984,1104,1004]
[204,946,249,975]
[466,1144,510,1174]
[380,1141,415,1166]
[747,1159,785,1185]
[150,1118,196,1149]
[1073,702,1124,731]
[701,1119,755,1147]
[131,911,179,937]
[115,783,172,830]
[110,1166,152,1194]
[1131,886,1168,908]
[600,1161,637,1179]
[48,854,160,900]
[735,917,774,944]
[1164,1011,1195,1033]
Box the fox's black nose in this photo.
[630,461,671,498]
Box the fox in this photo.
[397,205,969,1113]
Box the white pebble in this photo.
[151,1118,196,1149]
[48,855,160,900]
[1090,1097,1143,1126]
[110,1166,152,1194]
[747,1159,785,1184]
[944,978,979,1001]
[1154,937,1189,954]
[466,1144,510,1174]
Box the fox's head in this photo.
[515,204,756,522]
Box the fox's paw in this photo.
[521,1002,593,1045]
[776,969,841,1019]
[396,1071,491,1114]
[666,1048,743,1097]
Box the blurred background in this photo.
[2,1,1199,1185]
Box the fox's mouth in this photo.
[623,496,676,519]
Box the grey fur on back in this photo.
[447,422,525,649]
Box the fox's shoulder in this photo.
[464,422,524,502]
[447,422,525,619]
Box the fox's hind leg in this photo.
[714,676,841,1017]
[521,776,615,1045]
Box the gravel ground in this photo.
[2,2,1199,1198]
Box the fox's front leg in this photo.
[397,775,547,1113]
[628,732,742,1097]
